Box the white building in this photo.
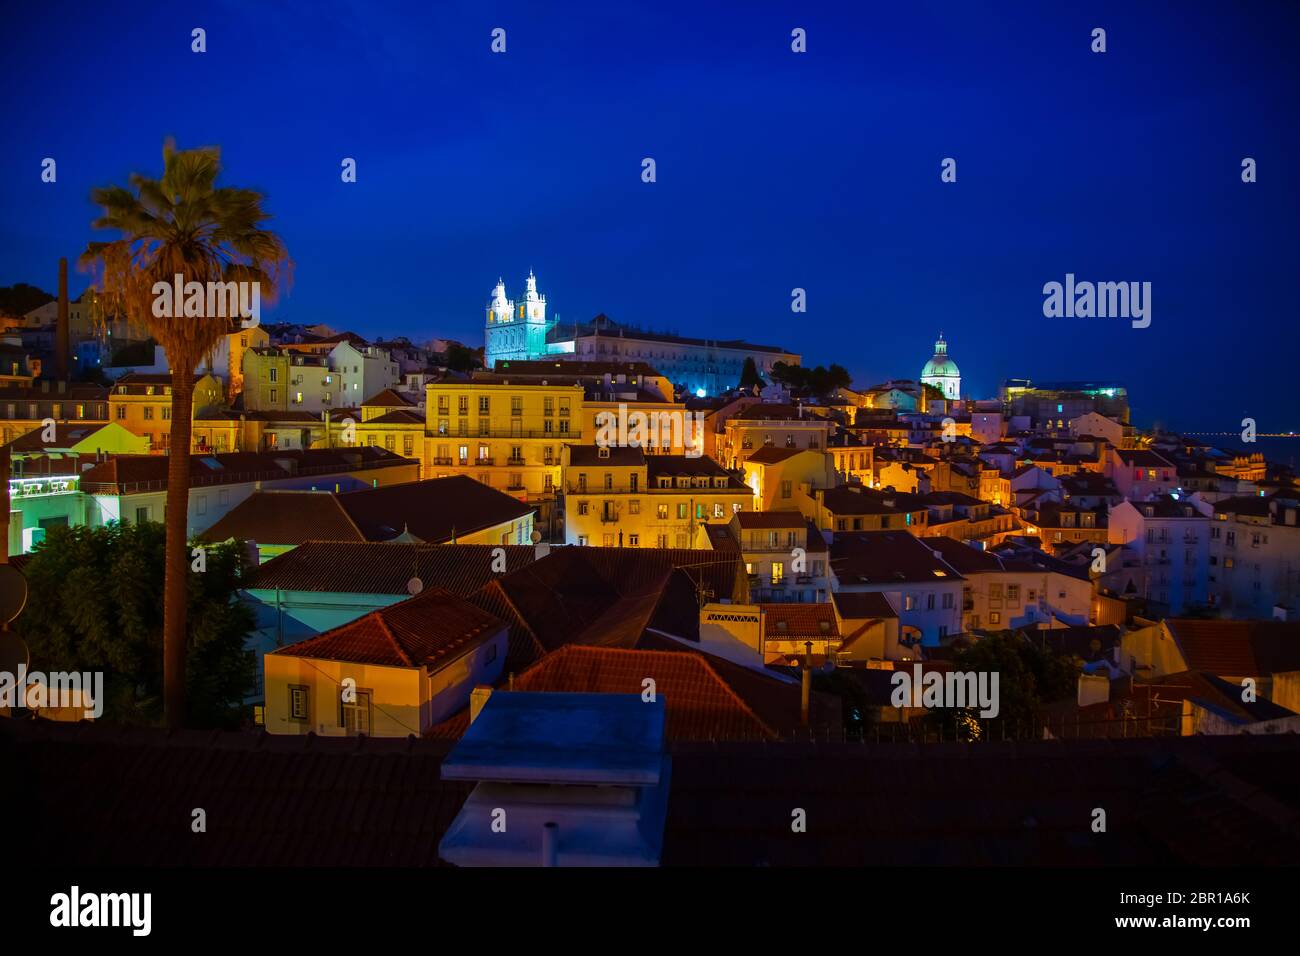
[920,334,961,400]
[482,272,800,396]
[1107,496,1211,614]
[330,341,400,407]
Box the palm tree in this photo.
[80,139,290,729]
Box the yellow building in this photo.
[263,586,508,736]
[425,379,585,538]
[740,446,838,513]
[108,372,224,451]
[562,445,750,547]
[720,403,832,470]
[354,388,423,462]
[0,383,110,446]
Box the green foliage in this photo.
[16,523,256,727]
[930,631,1082,741]
[443,342,480,372]
[738,356,764,390]
[768,361,852,396]
[920,382,947,403]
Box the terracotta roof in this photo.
[744,446,805,464]
[270,586,504,668]
[465,546,747,670]
[733,404,812,421]
[79,446,410,494]
[567,444,645,467]
[819,486,926,516]
[832,591,897,619]
[202,491,365,545]
[1165,619,1300,677]
[512,645,778,740]
[363,409,424,425]
[361,388,414,408]
[339,475,533,542]
[1,421,111,453]
[830,531,965,585]
[244,542,538,594]
[645,455,741,483]
[761,603,838,640]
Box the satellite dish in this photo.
[407,576,424,595]
[0,564,28,624]
[530,530,542,545]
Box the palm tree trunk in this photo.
[163,374,195,729]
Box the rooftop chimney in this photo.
[55,257,70,381]
[801,641,813,726]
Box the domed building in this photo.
[920,334,961,400]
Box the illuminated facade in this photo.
[920,334,961,400]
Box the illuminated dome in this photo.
[920,334,961,400]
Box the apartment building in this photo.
[1205,493,1300,618]
[562,445,749,548]
[719,403,832,470]
[1107,496,1211,615]
[108,372,224,451]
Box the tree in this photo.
[767,361,851,397]
[0,282,54,318]
[79,139,290,729]
[16,523,255,727]
[930,631,1081,741]
[738,356,764,391]
[443,341,480,372]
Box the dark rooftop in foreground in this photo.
[10,719,1300,866]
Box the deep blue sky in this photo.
[2,0,1297,430]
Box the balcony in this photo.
[436,428,581,440]
[599,514,619,524]
[506,456,526,466]
[432,457,454,466]
[473,457,495,467]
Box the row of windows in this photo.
[4,402,106,420]
[575,500,738,520]
[576,533,684,548]
[573,473,729,492]
[436,396,571,416]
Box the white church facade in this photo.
[920,334,961,400]
[482,272,799,397]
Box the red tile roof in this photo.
[245,542,538,595]
[339,475,533,542]
[761,603,838,640]
[512,645,777,740]
[270,586,504,668]
[203,492,364,545]
[1165,619,1300,677]
[361,388,415,408]
[744,446,805,464]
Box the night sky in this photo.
[2,0,1297,430]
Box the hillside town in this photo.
[4,263,1300,869]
